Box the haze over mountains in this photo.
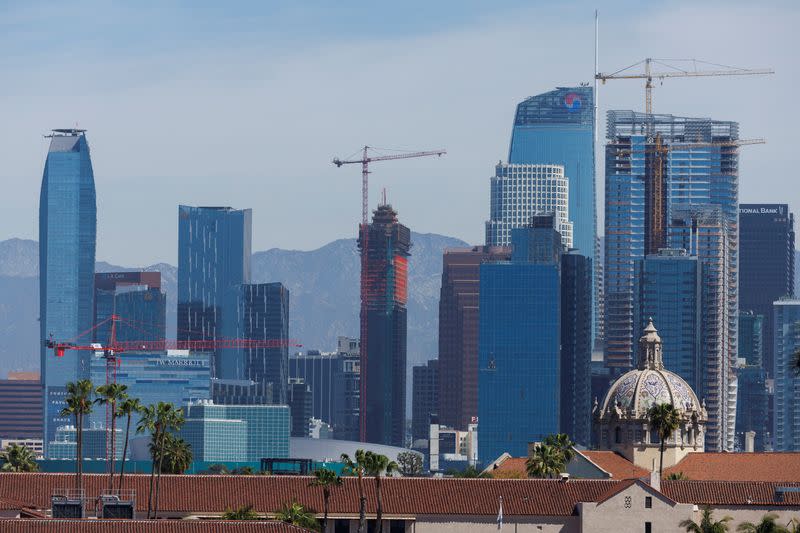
[0,233,467,382]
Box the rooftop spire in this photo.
[638,318,664,370]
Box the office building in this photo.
[740,204,795,377]
[181,401,290,461]
[735,363,768,451]
[0,372,43,439]
[428,420,478,473]
[94,272,166,344]
[668,205,736,451]
[773,299,800,451]
[561,251,592,446]
[177,205,252,377]
[225,282,289,403]
[485,163,573,248]
[437,246,509,431]
[48,426,123,461]
[738,311,764,367]
[288,337,360,441]
[635,249,702,394]
[87,350,211,435]
[287,379,313,438]
[411,359,438,444]
[211,379,272,405]
[478,217,562,463]
[604,111,740,375]
[359,203,410,446]
[39,129,97,453]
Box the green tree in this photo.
[205,463,230,475]
[0,443,39,472]
[310,468,342,533]
[793,348,800,376]
[396,451,423,476]
[450,465,489,478]
[667,471,688,480]
[152,404,184,519]
[154,433,192,475]
[543,433,576,463]
[274,501,319,531]
[116,397,143,492]
[363,451,398,533]
[94,383,128,491]
[679,506,732,532]
[341,450,369,533]
[60,379,94,491]
[737,513,790,533]
[222,504,260,520]
[232,466,255,475]
[137,401,184,519]
[648,403,681,477]
[526,443,564,479]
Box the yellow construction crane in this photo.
[596,58,774,121]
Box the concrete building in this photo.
[0,372,42,440]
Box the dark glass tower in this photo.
[359,204,410,446]
[739,204,795,378]
[177,205,252,377]
[94,272,166,344]
[437,246,510,431]
[39,129,97,452]
[411,359,438,444]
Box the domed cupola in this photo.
[594,319,708,471]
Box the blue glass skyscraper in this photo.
[772,299,800,451]
[178,206,252,377]
[39,129,97,453]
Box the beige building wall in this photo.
[413,516,576,533]
[578,483,694,533]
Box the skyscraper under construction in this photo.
[359,203,410,446]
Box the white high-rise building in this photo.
[485,163,573,248]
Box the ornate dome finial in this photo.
[638,318,664,370]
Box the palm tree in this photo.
[0,443,39,472]
[793,348,800,376]
[363,451,398,533]
[222,504,260,520]
[156,433,192,474]
[341,450,368,533]
[137,403,159,518]
[94,383,128,491]
[274,501,320,531]
[737,513,790,533]
[526,443,564,479]
[679,506,732,532]
[232,466,255,475]
[116,397,143,492]
[648,403,681,477]
[60,379,94,491]
[543,433,576,463]
[667,471,688,480]
[152,404,185,519]
[310,468,343,533]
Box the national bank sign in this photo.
[739,204,786,216]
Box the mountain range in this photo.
[0,233,468,385]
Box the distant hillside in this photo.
[0,233,467,384]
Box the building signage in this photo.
[154,359,205,367]
[739,205,785,215]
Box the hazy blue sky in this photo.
[0,0,796,265]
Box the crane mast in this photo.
[332,145,445,441]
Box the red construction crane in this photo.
[46,314,301,466]
[332,146,445,441]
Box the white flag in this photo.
[497,495,503,529]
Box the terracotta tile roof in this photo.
[578,451,650,479]
[664,453,800,482]
[489,458,528,478]
[0,520,307,532]
[595,479,677,505]
[0,474,618,517]
[662,481,800,506]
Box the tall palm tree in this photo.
[310,468,342,533]
[94,383,128,491]
[526,443,564,479]
[737,513,790,533]
[363,452,398,533]
[137,403,159,518]
[156,433,192,475]
[341,450,369,533]
[648,403,681,477]
[117,397,143,492]
[679,506,732,532]
[152,404,184,519]
[222,504,260,520]
[0,443,39,472]
[60,379,94,491]
[274,501,320,531]
[543,433,576,463]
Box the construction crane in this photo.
[611,135,766,255]
[596,58,774,135]
[332,146,445,441]
[45,314,301,467]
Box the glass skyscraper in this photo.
[411,359,438,444]
[39,129,97,453]
[772,299,800,451]
[94,272,166,344]
[178,205,252,377]
[478,218,562,463]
